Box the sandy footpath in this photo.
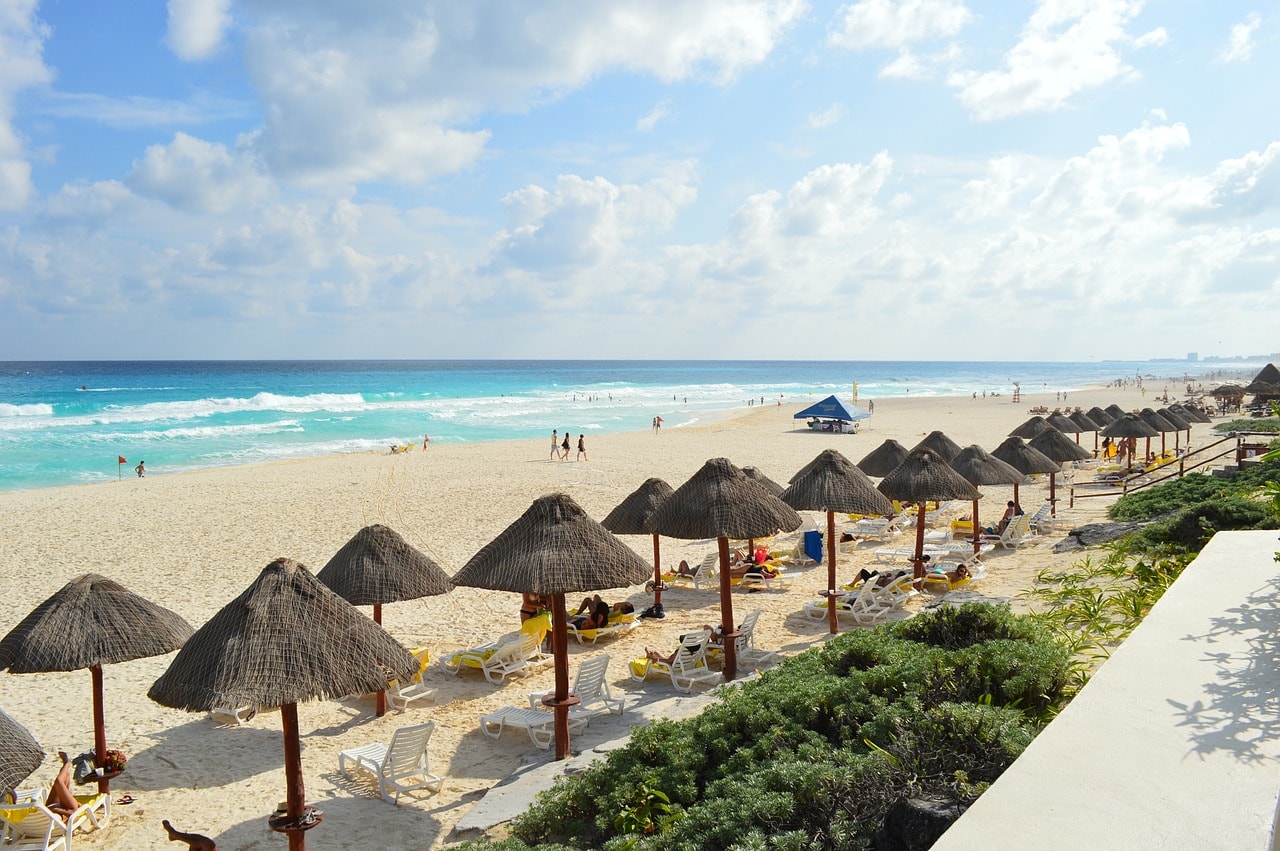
[0,384,1202,849]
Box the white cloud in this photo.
[166,0,233,61]
[1218,12,1261,63]
[948,0,1151,121]
[124,132,271,213]
[0,0,54,210]
[33,91,254,128]
[240,1,804,186]
[829,0,973,50]
[1203,142,1280,219]
[878,43,962,79]
[637,100,673,133]
[807,103,843,128]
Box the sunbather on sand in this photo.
[46,751,81,818]
[570,596,610,630]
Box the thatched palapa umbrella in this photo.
[646,458,801,680]
[780,450,893,634]
[1009,416,1052,440]
[1169,402,1211,424]
[454,494,650,760]
[150,558,418,849]
[1068,410,1100,452]
[1101,414,1158,469]
[1157,408,1193,452]
[602,478,675,609]
[1138,408,1179,458]
[316,524,453,716]
[1105,404,1128,420]
[1030,429,1092,515]
[949,446,1025,553]
[991,436,1060,508]
[1246,363,1280,394]
[1044,412,1080,436]
[1086,406,1115,427]
[0,707,44,798]
[877,448,981,583]
[857,439,909,478]
[911,430,962,463]
[0,574,193,794]
[742,466,786,555]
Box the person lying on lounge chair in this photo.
[46,751,81,818]
[645,632,707,664]
[570,596,611,630]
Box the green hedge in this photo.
[456,603,1069,851]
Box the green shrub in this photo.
[1132,497,1275,552]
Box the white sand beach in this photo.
[0,384,1207,849]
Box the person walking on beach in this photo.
[550,430,559,460]
[135,460,145,477]
[560,430,571,460]
[422,433,430,451]
[577,434,587,461]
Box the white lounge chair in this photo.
[804,572,916,625]
[0,802,71,851]
[981,513,1034,549]
[528,654,624,718]
[209,704,257,725]
[479,707,588,749]
[660,552,718,590]
[628,630,721,693]
[565,612,639,645]
[707,610,777,670]
[338,721,444,804]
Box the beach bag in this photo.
[72,751,96,784]
[639,602,665,619]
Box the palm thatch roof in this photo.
[742,466,785,497]
[779,449,894,515]
[1030,428,1093,463]
[1249,363,1280,386]
[991,437,1061,475]
[1009,416,1052,439]
[1101,413,1159,439]
[949,445,1026,487]
[1086,406,1115,426]
[911,430,962,462]
[1138,408,1179,433]
[454,493,652,595]
[1156,408,1192,431]
[0,708,43,796]
[0,574,193,674]
[1105,404,1128,419]
[1168,403,1211,424]
[148,558,417,712]
[601,478,674,535]
[877,448,982,503]
[1209,384,1246,399]
[316,524,453,607]
[857,439,909,478]
[645,457,802,540]
[1045,412,1082,433]
[1068,411,1099,432]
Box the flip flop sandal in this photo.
[116,795,135,804]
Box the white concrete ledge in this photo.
[936,529,1280,851]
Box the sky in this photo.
[0,0,1276,362]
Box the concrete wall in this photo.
[935,529,1280,850]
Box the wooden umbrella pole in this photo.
[91,664,109,794]
[651,533,663,606]
[971,498,981,556]
[717,536,738,681]
[1049,473,1057,517]
[548,594,577,760]
[281,703,307,851]
[912,508,926,587]
[826,511,839,635]
[374,604,386,717]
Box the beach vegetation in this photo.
[455,603,1068,851]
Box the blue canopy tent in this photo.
[794,395,870,433]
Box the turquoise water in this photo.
[0,359,1245,493]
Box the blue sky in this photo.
[1,1,1276,361]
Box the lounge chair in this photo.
[440,613,553,682]
[478,707,588,749]
[566,611,639,645]
[386,646,436,710]
[528,654,624,718]
[706,610,777,670]
[0,802,72,851]
[981,513,1034,549]
[628,630,721,693]
[209,704,257,725]
[338,721,444,804]
[660,553,718,590]
[805,573,916,625]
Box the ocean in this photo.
[0,359,1253,493]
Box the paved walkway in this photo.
[936,529,1280,850]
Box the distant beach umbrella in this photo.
[991,437,1060,508]
[317,524,453,716]
[1169,402,1211,424]
[1044,412,1081,434]
[780,450,893,634]
[1139,408,1179,457]
[877,448,981,583]
[646,458,802,680]
[949,445,1025,554]
[1105,404,1128,419]
[0,707,44,798]
[1009,416,1052,440]
[1101,413,1159,468]
[1030,429,1092,516]
[454,493,651,760]
[602,478,675,608]
[741,466,785,497]
[0,573,193,794]
[151,558,418,847]
[911,430,963,463]
[1247,363,1280,389]
[857,439,910,478]
[1157,408,1193,452]
[1068,410,1100,451]
[1085,406,1115,427]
